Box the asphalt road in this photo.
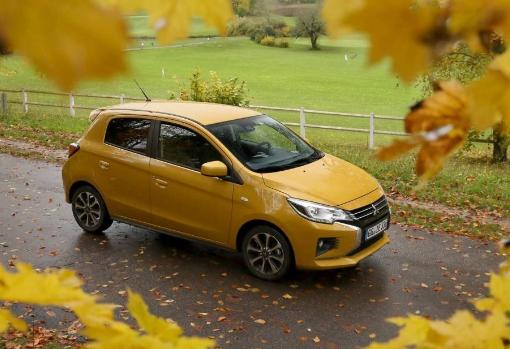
[0,153,505,349]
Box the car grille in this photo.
[349,195,390,228]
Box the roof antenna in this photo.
[134,79,151,102]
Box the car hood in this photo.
[262,154,381,209]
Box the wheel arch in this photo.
[69,180,102,203]
[235,220,295,265]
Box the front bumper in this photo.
[289,197,391,270]
[309,232,389,270]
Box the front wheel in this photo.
[242,225,293,281]
[71,185,112,233]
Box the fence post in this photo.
[21,89,28,114]
[120,94,125,104]
[368,112,375,149]
[69,93,75,117]
[299,107,306,138]
[1,93,7,115]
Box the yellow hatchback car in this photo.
[62,101,390,280]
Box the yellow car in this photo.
[62,101,390,280]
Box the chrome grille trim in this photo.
[350,196,389,221]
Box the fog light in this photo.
[316,238,337,256]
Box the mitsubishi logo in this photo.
[372,204,378,216]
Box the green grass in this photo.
[390,203,507,240]
[0,36,419,116]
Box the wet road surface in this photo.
[0,153,505,349]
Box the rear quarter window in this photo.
[104,118,151,155]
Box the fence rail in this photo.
[0,88,492,148]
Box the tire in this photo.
[242,225,293,281]
[71,185,112,233]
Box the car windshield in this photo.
[207,115,323,173]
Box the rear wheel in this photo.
[242,225,292,281]
[71,185,112,233]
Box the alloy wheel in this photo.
[74,191,101,228]
[246,232,285,276]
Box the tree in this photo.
[418,42,509,162]
[294,6,325,50]
[231,0,251,16]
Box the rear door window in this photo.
[104,118,151,155]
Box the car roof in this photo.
[102,101,261,125]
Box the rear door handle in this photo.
[99,160,110,170]
[154,178,168,188]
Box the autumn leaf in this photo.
[466,51,510,134]
[450,0,510,52]
[127,290,183,342]
[364,315,435,348]
[106,0,233,43]
[0,309,27,332]
[377,81,469,185]
[321,0,364,37]
[0,263,94,306]
[429,310,510,348]
[0,0,129,90]
[342,0,440,82]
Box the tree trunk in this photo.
[492,125,509,162]
[310,33,319,50]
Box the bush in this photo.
[228,16,291,41]
[260,35,275,46]
[275,37,289,48]
[176,70,250,107]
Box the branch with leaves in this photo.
[0,263,213,349]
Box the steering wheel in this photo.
[254,141,272,155]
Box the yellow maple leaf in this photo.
[475,273,510,313]
[0,0,129,90]
[321,0,364,37]
[466,50,510,134]
[450,0,510,52]
[378,81,470,185]
[430,310,510,348]
[106,0,233,43]
[0,263,93,306]
[127,290,183,342]
[364,315,436,348]
[0,309,27,332]
[343,0,440,82]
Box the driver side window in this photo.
[240,123,295,150]
[157,123,223,171]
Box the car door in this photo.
[93,116,152,224]
[149,121,234,245]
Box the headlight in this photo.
[287,198,354,224]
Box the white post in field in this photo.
[299,107,306,138]
[22,89,28,114]
[69,93,76,117]
[120,94,125,104]
[368,112,375,149]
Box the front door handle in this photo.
[99,160,110,170]
[154,178,168,188]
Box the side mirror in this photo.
[201,161,228,178]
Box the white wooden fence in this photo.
[0,88,491,148]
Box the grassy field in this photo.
[0,35,419,115]
[0,33,418,146]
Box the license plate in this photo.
[366,218,388,240]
